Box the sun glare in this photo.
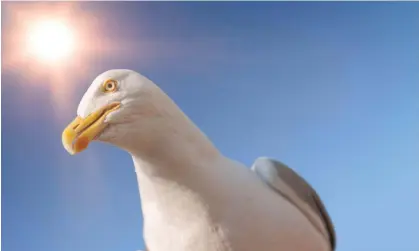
[26,20,75,62]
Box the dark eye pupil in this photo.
[107,83,113,89]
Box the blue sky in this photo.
[2,2,419,251]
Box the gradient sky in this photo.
[2,2,419,251]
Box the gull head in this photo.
[62,69,169,155]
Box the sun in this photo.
[25,19,75,63]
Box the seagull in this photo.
[62,69,336,251]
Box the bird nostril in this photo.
[73,124,80,130]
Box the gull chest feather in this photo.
[140,179,231,251]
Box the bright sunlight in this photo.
[26,19,75,62]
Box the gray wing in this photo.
[251,157,336,250]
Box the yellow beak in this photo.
[62,102,121,155]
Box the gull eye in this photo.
[102,79,118,93]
